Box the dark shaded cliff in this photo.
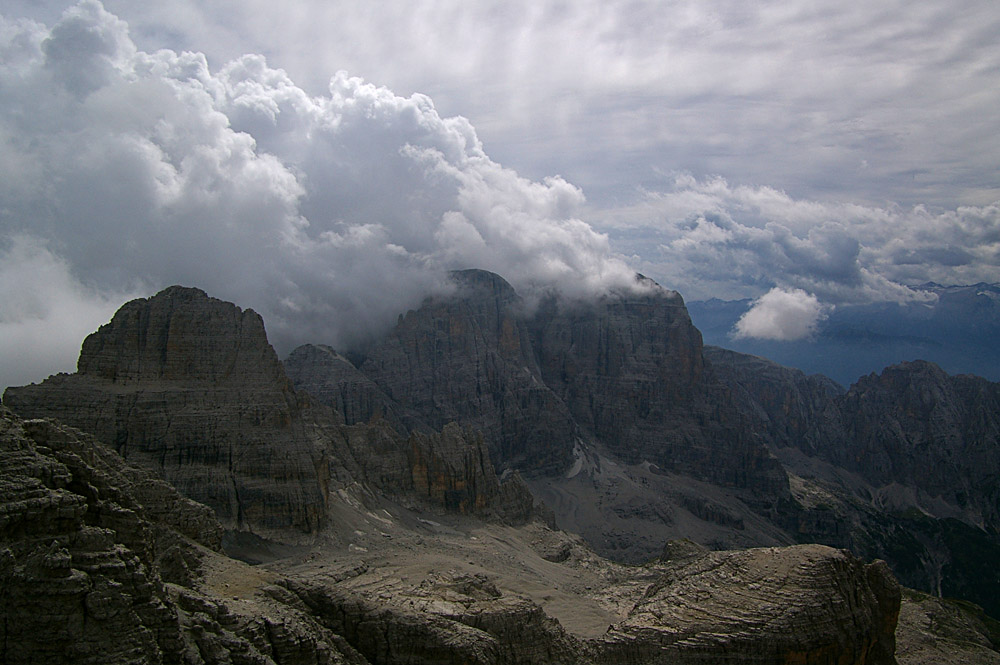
[4,286,539,543]
[706,347,1000,617]
[4,286,332,540]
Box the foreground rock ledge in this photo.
[1,407,900,664]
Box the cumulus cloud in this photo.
[732,288,827,342]
[603,174,999,305]
[59,0,1000,211]
[0,1,640,387]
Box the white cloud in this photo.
[603,174,998,304]
[54,0,998,211]
[733,287,827,342]
[0,236,142,388]
[0,2,638,386]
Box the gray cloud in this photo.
[602,174,1000,304]
[0,1,637,387]
[46,0,996,211]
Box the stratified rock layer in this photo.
[4,286,539,541]
[598,544,900,664]
[0,406,904,665]
[4,286,331,541]
[353,269,581,475]
[707,348,1000,617]
[0,407,366,665]
[530,285,789,500]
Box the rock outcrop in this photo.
[529,285,789,501]
[597,543,900,665]
[707,349,1000,617]
[4,286,539,544]
[0,406,904,665]
[836,361,1000,529]
[4,286,333,541]
[285,270,797,563]
[348,269,581,475]
[0,407,362,665]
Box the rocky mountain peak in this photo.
[449,268,521,305]
[77,285,287,387]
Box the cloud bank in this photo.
[54,0,1000,211]
[605,174,1000,309]
[0,1,638,386]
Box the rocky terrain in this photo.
[4,272,1000,662]
[0,405,912,664]
[706,346,1000,617]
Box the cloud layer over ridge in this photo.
[0,1,637,386]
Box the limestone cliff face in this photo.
[352,269,580,475]
[284,343,405,431]
[836,361,1000,527]
[529,285,789,499]
[4,286,331,541]
[707,349,1000,617]
[703,345,845,454]
[5,286,541,538]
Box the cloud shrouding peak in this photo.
[732,288,827,342]
[0,1,638,386]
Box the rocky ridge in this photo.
[3,286,538,545]
[706,346,1000,617]
[285,270,796,563]
[0,405,912,664]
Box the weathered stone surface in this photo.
[4,286,541,540]
[529,283,790,502]
[271,523,901,665]
[0,404,902,665]
[334,418,536,524]
[896,589,1000,664]
[708,348,1000,616]
[0,407,365,665]
[596,544,900,665]
[704,345,845,453]
[836,361,1000,528]
[4,286,332,541]
[284,344,404,431]
[355,269,581,475]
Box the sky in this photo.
[1,0,998,387]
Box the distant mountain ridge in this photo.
[689,282,1000,385]
[5,270,1000,622]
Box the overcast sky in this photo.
[2,0,998,387]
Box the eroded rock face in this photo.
[597,544,900,665]
[4,286,331,541]
[707,349,1000,618]
[349,269,581,475]
[284,344,404,431]
[529,286,789,500]
[0,406,904,665]
[4,286,540,539]
[837,361,1000,528]
[703,345,845,454]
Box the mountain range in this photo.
[3,269,1000,663]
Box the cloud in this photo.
[45,0,998,211]
[732,288,827,342]
[0,236,142,388]
[0,2,637,386]
[602,174,999,303]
